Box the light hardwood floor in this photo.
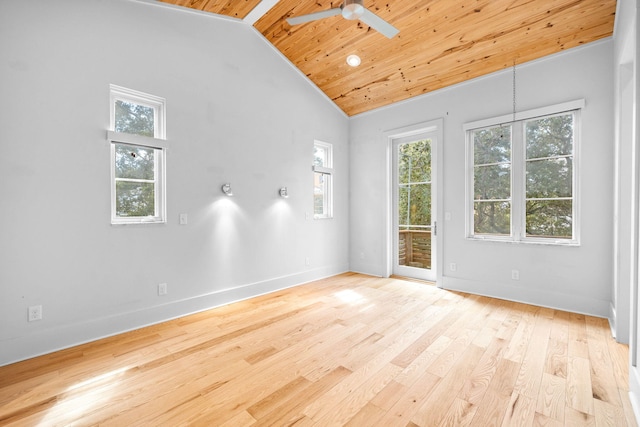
[0,273,636,426]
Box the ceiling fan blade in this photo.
[287,8,342,26]
[359,8,399,38]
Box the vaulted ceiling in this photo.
[158,0,616,116]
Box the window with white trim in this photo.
[109,85,166,224]
[466,101,581,244]
[313,141,333,219]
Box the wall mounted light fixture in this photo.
[279,187,289,198]
[221,183,233,196]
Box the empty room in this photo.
[0,0,638,425]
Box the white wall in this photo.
[0,0,349,366]
[350,40,614,317]
[614,0,640,418]
[613,0,637,345]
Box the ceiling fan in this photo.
[286,0,399,39]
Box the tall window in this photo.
[109,85,166,224]
[466,101,581,244]
[313,141,333,219]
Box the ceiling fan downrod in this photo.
[342,0,365,20]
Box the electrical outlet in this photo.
[305,257,310,266]
[360,252,365,260]
[179,213,188,225]
[449,262,457,272]
[511,269,520,280]
[28,305,42,322]
[158,283,168,296]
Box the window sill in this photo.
[111,219,166,225]
[466,236,579,247]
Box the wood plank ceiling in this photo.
[159,0,616,116]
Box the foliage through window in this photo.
[109,85,166,224]
[313,141,333,219]
[398,139,432,232]
[468,106,579,243]
[114,100,155,137]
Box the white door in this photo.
[392,131,437,281]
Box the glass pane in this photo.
[474,201,510,235]
[115,144,155,180]
[116,181,155,217]
[398,140,431,184]
[526,199,572,238]
[398,183,431,229]
[474,164,510,200]
[473,125,511,165]
[114,100,155,137]
[526,157,572,198]
[526,114,573,159]
[313,146,327,167]
[313,172,325,215]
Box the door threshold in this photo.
[390,275,436,286]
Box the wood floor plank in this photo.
[566,356,595,415]
[440,397,478,426]
[219,410,256,427]
[389,308,459,368]
[427,327,478,377]
[503,310,535,363]
[371,370,441,426]
[587,331,623,407]
[309,363,402,425]
[536,373,566,421]
[502,392,537,426]
[393,334,451,387]
[458,336,508,405]
[565,407,596,426]
[344,402,386,426]
[253,366,352,426]
[468,358,521,426]
[0,273,635,427]
[593,397,627,426]
[542,309,569,383]
[368,380,406,412]
[532,412,564,426]
[514,314,553,399]
[568,313,590,359]
[410,344,485,426]
[246,376,311,419]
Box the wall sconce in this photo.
[279,187,289,198]
[221,183,233,196]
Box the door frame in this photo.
[383,118,444,286]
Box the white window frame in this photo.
[464,99,583,245]
[110,85,165,139]
[313,140,333,219]
[108,85,167,224]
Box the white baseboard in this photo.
[0,264,348,367]
[441,276,610,318]
[630,368,640,425]
[609,302,618,339]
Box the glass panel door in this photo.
[393,133,436,281]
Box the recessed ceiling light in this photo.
[346,54,361,67]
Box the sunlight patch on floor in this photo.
[37,366,130,426]
[335,289,367,305]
